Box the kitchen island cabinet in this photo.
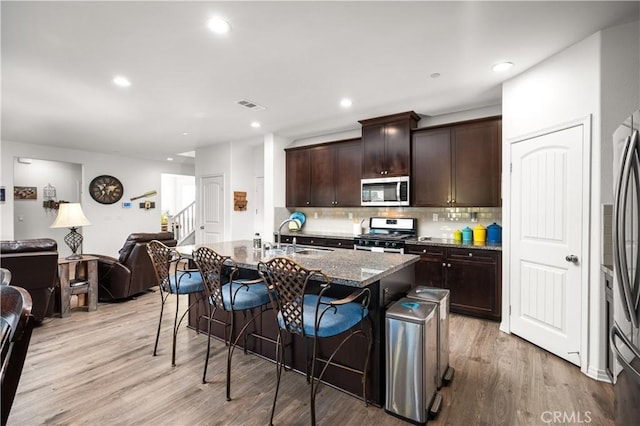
[185,240,418,406]
[412,116,502,207]
[406,243,502,321]
[359,111,420,178]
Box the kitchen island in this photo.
[184,240,419,406]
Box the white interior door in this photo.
[510,124,585,366]
[199,175,224,244]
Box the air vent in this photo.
[236,99,266,111]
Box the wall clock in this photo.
[89,175,124,204]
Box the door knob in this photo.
[565,255,579,263]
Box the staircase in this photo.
[170,201,196,245]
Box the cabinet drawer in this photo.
[447,247,498,263]
[323,238,353,249]
[405,245,446,257]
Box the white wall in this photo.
[195,137,264,243]
[161,173,195,216]
[1,140,194,257]
[601,20,640,205]
[264,133,290,241]
[13,158,82,243]
[502,20,640,382]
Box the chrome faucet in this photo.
[277,218,298,249]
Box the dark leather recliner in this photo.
[0,238,59,321]
[93,232,177,301]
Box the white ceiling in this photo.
[2,1,639,164]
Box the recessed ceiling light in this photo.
[113,75,131,87]
[492,62,514,73]
[208,17,231,34]
[430,72,441,79]
[182,132,189,136]
[340,98,352,108]
[167,157,174,161]
[251,121,261,128]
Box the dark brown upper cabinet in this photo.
[286,148,311,207]
[412,117,501,207]
[359,111,420,178]
[286,138,362,208]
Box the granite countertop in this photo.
[278,230,357,240]
[177,240,419,288]
[406,237,502,251]
[279,231,502,251]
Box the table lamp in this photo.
[50,203,91,259]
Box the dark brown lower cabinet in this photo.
[276,234,354,250]
[406,245,502,321]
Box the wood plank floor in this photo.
[8,290,613,425]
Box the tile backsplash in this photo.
[276,206,502,238]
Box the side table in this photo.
[58,256,98,318]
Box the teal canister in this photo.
[487,223,502,243]
[462,226,473,243]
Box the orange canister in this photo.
[473,224,487,243]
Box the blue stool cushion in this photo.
[277,294,368,338]
[220,279,271,311]
[170,271,204,294]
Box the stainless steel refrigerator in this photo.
[611,108,640,425]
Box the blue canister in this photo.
[462,226,473,243]
[487,223,502,243]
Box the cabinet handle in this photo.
[451,199,456,203]
[306,201,310,205]
[447,263,452,268]
[468,253,473,257]
[446,198,451,204]
[338,242,342,246]
[422,249,426,253]
[442,262,446,267]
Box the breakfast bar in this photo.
[184,240,419,406]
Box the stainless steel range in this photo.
[354,217,417,254]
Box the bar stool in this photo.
[258,256,372,426]
[147,240,204,366]
[192,246,275,401]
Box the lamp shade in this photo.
[50,203,91,228]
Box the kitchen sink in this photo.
[268,245,333,256]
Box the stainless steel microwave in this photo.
[361,176,410,206]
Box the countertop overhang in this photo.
[178,240,419,288]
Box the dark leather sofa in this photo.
[0,238,58,321]
[92,232,177,301]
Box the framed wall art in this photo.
[14,186,37,200]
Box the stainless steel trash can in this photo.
[385,298,441,424]
[407,286,455,388]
